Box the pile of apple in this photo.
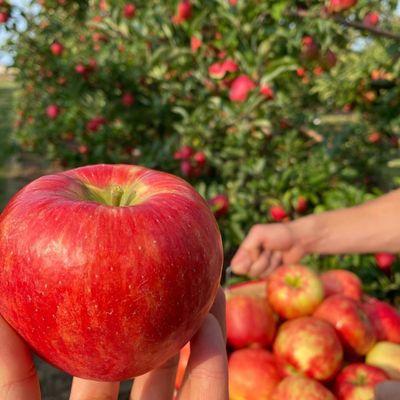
[176,265,400,399]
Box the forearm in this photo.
[290,190,400,255]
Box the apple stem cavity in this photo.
[111,185,124,206]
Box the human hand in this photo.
[231,223,306,278]
[0,288,228,400]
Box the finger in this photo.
[260,251,282,278]
[178,314,228,400]
[130,355,179,400]
[209,287,226,340]
[0,316,41,400]
[247,250,271,278]
[70,378,119,400]
[231,226,265,275]
[375,381,400,400]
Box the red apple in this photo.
[227,279,267,297]
[368,132,381,144]
[229,75,256,102]
[0,164,223,380]
[50,41,64,56]
[334,363,388,400]
[229,348,281,399]
[208,194,229,218]
[327,0,357,13]
[0,10,9,23]
[272,376,336,400]
[193,151,206,166]
[226,281,276,349]
[324,49,337,69]
[363,12,379,27]
[121,92,135,107]
[301,36,319,60]
[174,145,194,160]
[273,317,343,381]
[366,341,400,379]
[269,205,287,222]
[175,342,190,389]
[375,253,396,272]
[314,295,376,355]
[260,84,274,100]
[361,297,400,344]
[321,270,362,301]
[190,36,202,52]
[75,63,87,75]
[172,0,191,24]
[296,196,308,213]
[123,3,136,18]
[46,104,60,119]
[267,265,324,319]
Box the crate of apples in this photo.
[176,265,400,399]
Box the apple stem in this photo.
[111,185,124,206]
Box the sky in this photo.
[1,1,400,67]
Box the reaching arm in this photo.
[231,190,400,277]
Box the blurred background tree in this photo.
[1,0,400,302]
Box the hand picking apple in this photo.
[0,164,228,399]
[231,189,400,277]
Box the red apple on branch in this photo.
[273,317,343,381]
[0,164,223,380]
[267,265,324,319]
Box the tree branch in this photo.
[294,9,400,42]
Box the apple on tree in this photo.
[0,164,223,381]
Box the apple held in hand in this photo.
[0,164,223,381]
[272,376,336,400]
[314,295,376,356]
[334,363,388,400]
[226,280,276,349]
[267,265,324,319]
[321,269,362,301]
[273,317,343,381]
[229,348,281,400]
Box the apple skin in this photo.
[0,164,223,381]
[361,297,400,344]
[314,295,376,356]
[267,265,324,319]
[272,376,336,400]
[229,348,282,400]
[226,290,276,349]
[273,317,343,381]
[366,341,400,379]
[321,270,362,301]
[334,363,388,400]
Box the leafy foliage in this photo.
[3,0,400,301]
